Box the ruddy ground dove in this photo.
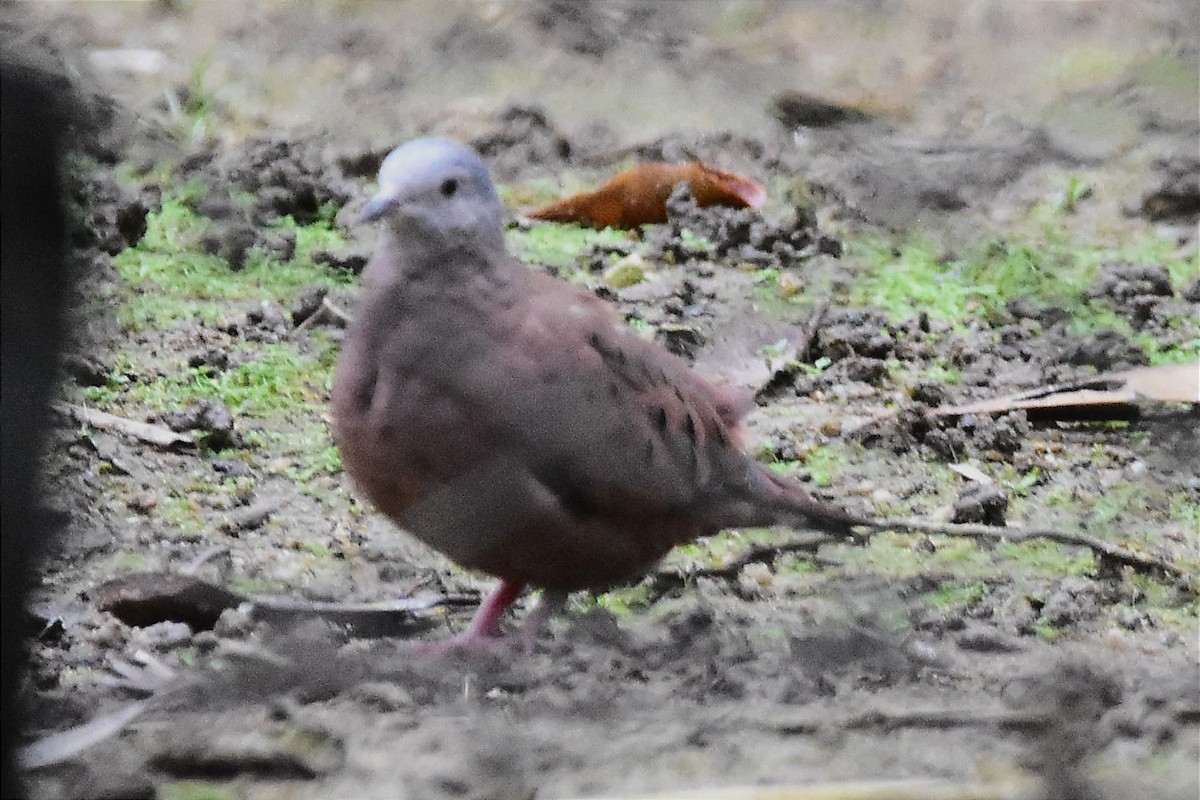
[332,138,865,651]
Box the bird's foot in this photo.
[412,587,568,658]
[413,629,513,658]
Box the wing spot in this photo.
[683,413,697,442]
[654,407,668,431]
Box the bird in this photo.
[332,137,867,653]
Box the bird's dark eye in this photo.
[440,178,458,198]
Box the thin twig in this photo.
[655,516,1189,595]
[319,296,353,325]
[291,296,354,335]
[562,774,1045,800]
[795,301,829,365]
[839,707,1050,734]
[182,545,230,575]
[855,517,1190,585]
[55,402,192,448]
[765,706,1051,736]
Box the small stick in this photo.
[669,518,1189,592]
[855,517,1190,585]
[561,774,1045,800]
[291,296,354,336]
[765,706,1051,736]
[55,402,191,448]
[795,302,828,365]
[319,296,353,326]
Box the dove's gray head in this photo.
[361,138,504,253]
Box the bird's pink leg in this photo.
[416,579,526,656]
[515,590,568,653]
[459,579,526,640]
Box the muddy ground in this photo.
[4,2,1199,799]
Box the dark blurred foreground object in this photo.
[1,63,70,798]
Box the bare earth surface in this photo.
[4,2,1199,799]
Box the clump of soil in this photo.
[642,183,839,269]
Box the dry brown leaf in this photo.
[929,361,1199,421]
[528,162,766,229]
[1115,361,1200,402]
[92,571,242,630]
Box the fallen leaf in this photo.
[948,463,994,485]
[20,700,151,770]
[770,90,875,129]
[247,596,443,638]
[56,402,192,448]
[929,361,1199,421]
[92,572,242,630]
[1115,361,1200,403]
[528,162,766,229]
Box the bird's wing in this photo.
[442,268,752,518]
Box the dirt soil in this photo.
[5,2,1199,799]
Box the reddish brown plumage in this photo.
[333,138,858,648]
[528,161,767,229]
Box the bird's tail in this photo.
[711,462,868,536]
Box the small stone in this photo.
[1067,329,1149,370]
[739,562,775,591]
[654,323,706,359]
[163,399,238,450]
[133,620,195,650]
[911,378,949,407]
[951,483,1008,526]
[246,300,290,333]
[870,488,897,505]
[604,253,648,288]
[260,228,297,262]
[128,493,159,514]
[312,242,371,274]
[776,270,804,298]
[213,605,254,638]
[187,347,230,373]
[1039,577,1100,628]
[1114,606,1151,631]
[202,223,259,271]
[955,628,1023,653]
[1182,278,1200,303]
[61,352,110,386]
[292,285,329,326]
[351,681,414,712]
[220,500,278,535]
